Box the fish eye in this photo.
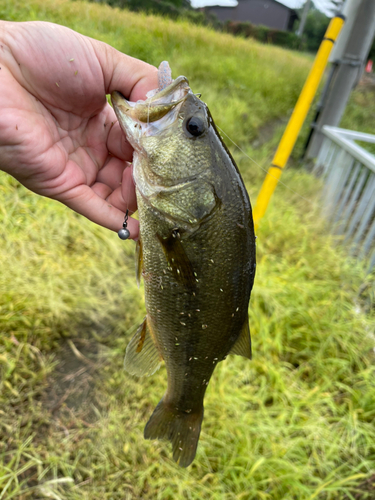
[185,116,205,137]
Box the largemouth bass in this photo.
[111,65,256,468]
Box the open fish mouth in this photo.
[111,76,191,145]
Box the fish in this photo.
[111,63,256,468]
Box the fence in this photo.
[314,125,375,273]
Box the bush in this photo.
[302,9,330,52]
[225,21,300,50]
[99,0,184,18]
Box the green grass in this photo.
[1,1,375,499]
[341,85,375,156]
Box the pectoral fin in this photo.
[135,238,143,288]
[229,314,252,360]
[156,231,196,289]
[150,181,217,226]
[124,317,162,376]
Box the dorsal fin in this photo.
[228,314,252,360]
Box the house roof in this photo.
[196,0,299,17]
[190,0,238,6]
[191,0,303,8]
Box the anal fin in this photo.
[124,317,162,376]
[229,314,252,360]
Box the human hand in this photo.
[0,21,158,239]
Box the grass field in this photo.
[0,1,374,499]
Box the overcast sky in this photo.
[189,0,335,16]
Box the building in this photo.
[206,0,299,32]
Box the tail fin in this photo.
[144,398,204,468]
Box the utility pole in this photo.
[253,15,345,229]
[305,0,375,159]
[297,0,311,38]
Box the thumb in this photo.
[90,37,159,101]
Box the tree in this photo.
[303,8,331,52]
[103,0,192,16]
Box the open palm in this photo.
[0,21,158,237]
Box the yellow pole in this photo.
[253,15,345,230]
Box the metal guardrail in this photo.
[314,125,375,273]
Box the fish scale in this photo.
[111,65,256,467]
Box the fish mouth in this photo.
[111,76,190,146]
